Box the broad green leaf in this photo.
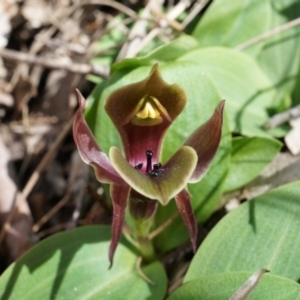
[256,0,300,106]
[224,137,282,192]
[192,0,271,56]
[230,269,269,299]
[292,59,300,105]
[156,64,230,229]
[150,63,231,253]
[167,272,300,300]
[112,35,200,72]
[0,226,167,300]
[178,47,286,137]
[86,62,231,253]
[185,181,300,282]
[192,0,300,109]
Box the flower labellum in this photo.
[73,64,225,266]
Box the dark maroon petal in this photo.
[121,119,170,168]
[108,183,131,268]
[105,64,186,168]
[184,100,225,183]
[129,189,158,220]
[73,89,125,185]
[175,189,197,253]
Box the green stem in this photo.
[128,193,158,261]
[133,219,156,261]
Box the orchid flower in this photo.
[73,65,224,266]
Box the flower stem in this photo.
[128,194,158,261]
[133,219,156,261]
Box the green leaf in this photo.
[292,59,300,106]
[185,181,300,282]
[192,0,300,109]
[178,46,286,137]
[255,0,300,106]
[112,35,200,72]
[0,226,167,300]
[167,272,300,300]
[224,137,282,192]
[149,63,231,253]
[158,64,231,226]
[192,0,271,56]
[230,269,269,300]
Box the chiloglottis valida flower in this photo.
[73,64,225,266]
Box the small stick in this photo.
[0,48,109,78]
[32,150,84,232]
[117,0,155,59]
[22,117,74,201]
[151,9,184,31]
[0,116,71,241]
[264,104,300,129]
[32,194,71,233]
[167,263,193,297]
[181,0,210,28]
[136,256,155,286]
[37,219,87,239]
[124,0,191,59]
[149,211,179,240]
[236,17,300,50]
[36,222,73,239]
[81,0,137,18]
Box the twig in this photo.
[136,256,155,286]
[9,116,58,126]
[123,0,192,59]
[36,222,73,239]
[167,262,190,295]
[116,0,156,60]
[149,211,179,240]
[22,117,74,201]
[1,119,67,247]
[236,17,300,50]
[37,220,87,239]
[181,0,211,28]
[35,36,87,55]
[264,104,300,129]
[151,9,184,32]
[81,0,137,18]
[165,0,193,21]
[32,150,83,232]
[33,150,88,232]
[32,194,71,233]
[0,48,109,78]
